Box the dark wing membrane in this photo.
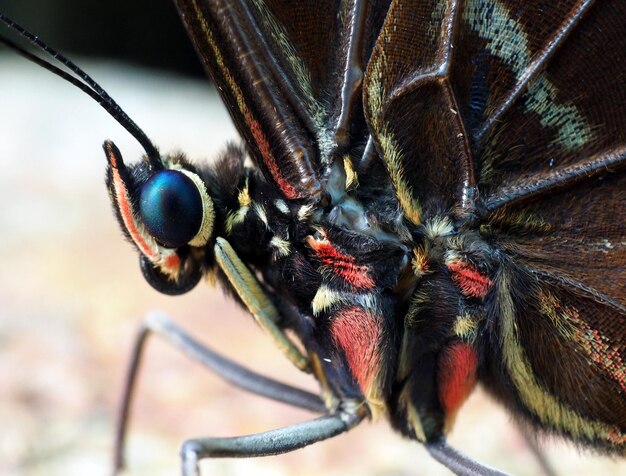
[174,0,390,200]
[468,0,626,452]
[485,253,626,452]
[363,0,476,225]
[452,0,595,152]
[482,146,625,451]
[261,0,391,156]
[362,0,625,223]
[460,0,626,204]
[487,172,625,306]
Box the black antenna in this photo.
[0,13,162,168]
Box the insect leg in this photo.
[180,405,366,476]
[518,426,557,476]
[114,312,326,474]
[214,237,310,371]
[425,438,512,476]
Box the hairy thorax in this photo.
[222,151,498,440]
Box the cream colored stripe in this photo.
[498,272,620,443]
[463,0,593,150]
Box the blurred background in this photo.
[2,0,203,77]
[1,2,625,475]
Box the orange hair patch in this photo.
[330,306,381,392]
[437,341,478,417]
[307,235,375,289]
[448,260,492,299]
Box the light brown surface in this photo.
[1,57,624,476]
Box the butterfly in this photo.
[1,0,624,474]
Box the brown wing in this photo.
[468,0,626,204]
[470,0,626,451]
[484,168,626,452]
[363,0,475,225]
[363,0,626,451]
[174,0,391,201]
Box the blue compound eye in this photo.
[139,170,203,248]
